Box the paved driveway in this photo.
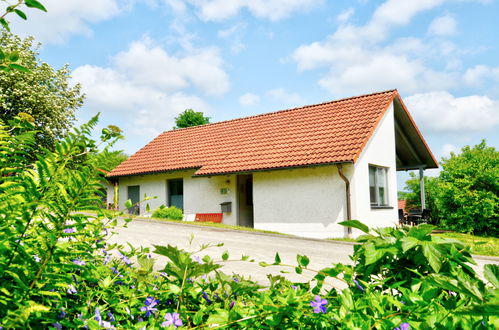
[111,219,498,287]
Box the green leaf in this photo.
[0,49,4,60]
[14,9,27,20]
[168,284,181,294]
[8,51,19,62]
[401,236,420,252]
[207,309,229,325]
[408,224,435,240]
[25,0,48,12]
[124,199,132,209]
[364,242,384,265]
[274,252,281,265]
[222,250,229,261]
[339,220,369,233]
[421,241,443,272]
[484,264,499,288]
[297,254,310,267]
[0,18,10,31]
[295,266,302,274]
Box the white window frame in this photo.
[369,165,389,207]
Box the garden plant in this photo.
[0,116,498,329]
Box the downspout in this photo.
[336,164,352,237]
[113,180,119,210]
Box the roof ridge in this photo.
[164,89,398,134]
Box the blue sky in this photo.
[6,0,499,188]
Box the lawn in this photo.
[434,232,499,257]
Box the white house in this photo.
[107,90,437,238]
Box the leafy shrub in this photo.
[0,118,497,329]
[437,140,498,236]
[152,205,183,220]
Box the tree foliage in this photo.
[89,149,128,173]
[174,109,210,129]
[437,140,498,236]
[0,31,84,153]
[402,172,441,223]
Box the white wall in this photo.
[252,165,351,238]
[350,102,398,236]
[115,171,237,225]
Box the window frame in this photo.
[369,165,390,208]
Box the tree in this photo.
[173,109,210,129]
[89,150,128,173]
[0,31,84,153]
[402,173,441,224]
[437,140,498,236]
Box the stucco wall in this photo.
[115,171,237,225]
[350,102,398,236]
[252,165,352,238]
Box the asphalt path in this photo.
[110,218,498,288]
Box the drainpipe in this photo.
[336,164,352,237]
[113,181,119,210]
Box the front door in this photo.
[168,179,184,210]
[237,174,254,227]
[127,185,140,215]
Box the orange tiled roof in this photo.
[108,90,398,177]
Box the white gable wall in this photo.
[252,165,351,238]
[350,102,398,236]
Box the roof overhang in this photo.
[393,95,438,171]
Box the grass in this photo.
[434,232,499,257]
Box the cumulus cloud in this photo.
[290,0,475,96]
[5,0,124,44]
[463,65,499,87]
[186,0,324,21]
[405,91,499,133]
[72,38,228,141]
[428,14,457,36]
[218,23,247,53]
[337,8,354,23]
[239,93,261,106]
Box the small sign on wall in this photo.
[220,188,229,195]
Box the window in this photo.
[369,165,389,207]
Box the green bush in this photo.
[437,140,498,236]
[152,205,184,220]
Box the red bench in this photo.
[195,213,223,223]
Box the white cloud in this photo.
[187,0,324,21]
[337,8,354,23]
[72,38,228,142]
[113,38,229,96]
[463,65,499,86]
[6,0,124,44]
[239,93,261,106]
[441,143,457,157]
[218,23,247,53]
[267,88,304,106]
[290,0,469,96]
[405,91,499,133]
[428,14,457,36]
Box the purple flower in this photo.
[64,227,76,234]
[162,312,183,329]
[104,254,111,264]
[233,276,239,283]
[353,279,365,292]
[140,297,159,318]
[202,291,212,304]
[95,308,112,328]
[110,267,119,274]
[191,255,202,264]
[118,252,132,266]
[72,259,86,266]
[57,308,66,319]
[51,323,62,329]
[229,301,235,309]
[310,295,327,313]
[394,322,410,330]
[67,284,77,294]
[107,311,115,322]
[291,285,297,290]
[33,254,41,262]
